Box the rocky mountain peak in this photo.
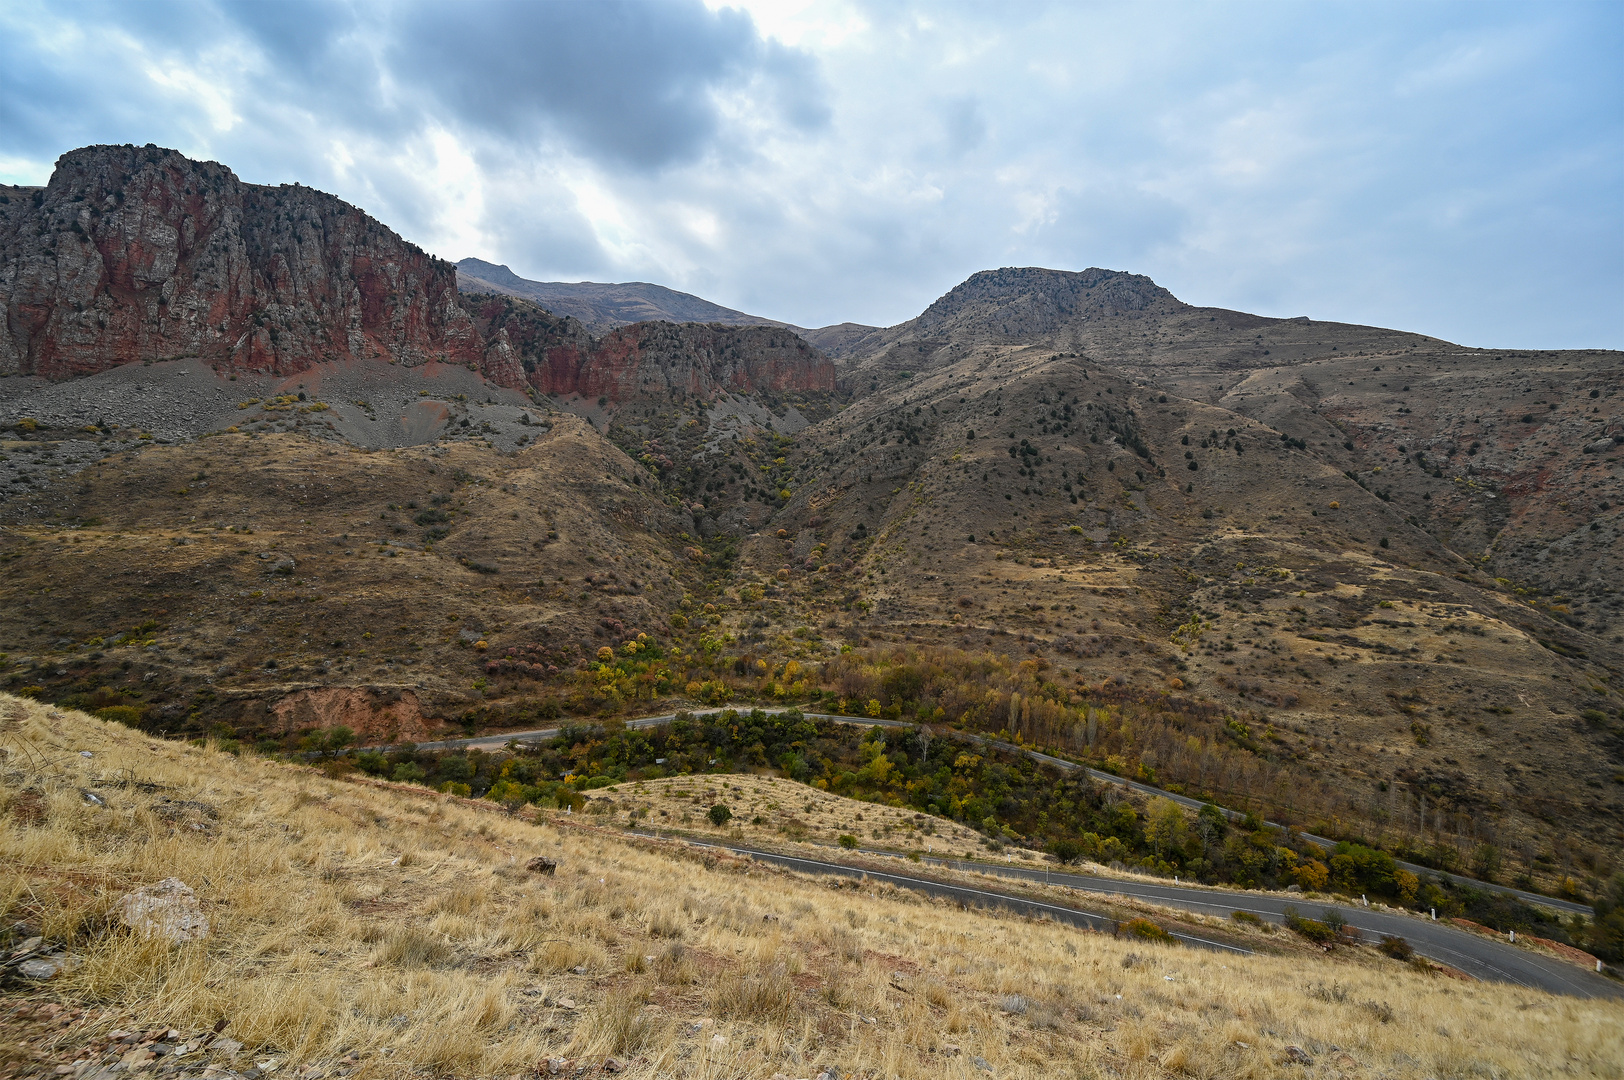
[0,143,484,380]
[910,265,1185,338]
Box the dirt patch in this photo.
[271,687,441,741]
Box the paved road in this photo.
[646,834,1620,1000]
[648,835,1251,956]
[374,708,1591,916]
[881,849,1620,999]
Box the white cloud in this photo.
[0,0,1618,345]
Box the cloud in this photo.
[0,0,1619,347]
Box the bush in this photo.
[1120,917,1172,942]
[708,803,732,826]
[95,704,147,727]
[355,750,389,775]
[838,834,858,849]
[1284,905,1336,944]
[1378,935,1414,960]
[1046,837,1086,864]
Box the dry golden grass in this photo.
[3,693,1622,1079]
[589,772,992,854]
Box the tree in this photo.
[1046,837,1085,865]
[708,803,732,826]
[1145,797,1187,858]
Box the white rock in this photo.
[116,877,210,942]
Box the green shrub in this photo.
[355,751,389,775]
[708,803,733,826]
[838,834,858,849]
[391,761,427,784]
[1378,935,1414,960]
[1284,905,1337,944]
[95,704,146,727]
[1120,917,1172,942]
[1046,837,1085,864]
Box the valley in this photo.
[1,144,1621,946]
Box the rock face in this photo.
[532,320,837,404]
[0,144,489,380]
[1,146,839,406]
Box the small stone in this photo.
[972,1057,994,1074]
[709,1034,728,1050]
[601,1059,624,1074]
[212,1039,244,1056]
[571,965,587,975]
[524,857,557,875]
[19,955,67,979]
[1283,1046,1314,1065]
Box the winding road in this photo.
[649,836,1619,1000]
[365,713,1619,998]
[387,708,1592,916]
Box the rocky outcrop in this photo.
[0,144,492,380]
[459,291,591,392]
[907,266,1186,340]
[532,320,836,404]
[0,145,842,410]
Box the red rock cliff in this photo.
[0,144,488,380]
[531,321,837,403]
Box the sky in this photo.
[2,1,1620,347]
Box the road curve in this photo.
[874,849,1621,1000]
[647,835,1251,956]
[370,708,1592,917]
[642,834,1619,1000]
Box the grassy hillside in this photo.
[3,693,1622,1079]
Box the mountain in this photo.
[1,146,1621,910]
[0,145,505,381]
[456,257,790,333]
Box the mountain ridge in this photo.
[456,257,793,334]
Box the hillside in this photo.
[4,695,1622,1080]
[457,259,790,335]
[0,145,1620,920]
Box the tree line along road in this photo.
[386,708,1594,916]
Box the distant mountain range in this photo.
[454,258,877,355]
[455,258,782,333]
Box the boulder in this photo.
[116,878,210,942]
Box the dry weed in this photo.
[0,693,1619,1080]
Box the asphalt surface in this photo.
[642,834,1619,1000]
[376,708,1593,917]
[645,835,1252,956]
